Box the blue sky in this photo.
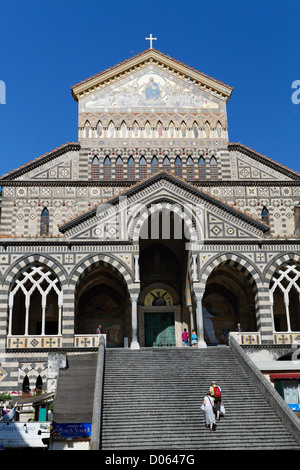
[0,0,299,176]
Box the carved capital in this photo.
[193,291,204,302]
[130,293,139,302]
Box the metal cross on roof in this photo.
[145,34,157,49]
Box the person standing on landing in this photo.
[182,328,189,346]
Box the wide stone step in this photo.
[100,348,300,450]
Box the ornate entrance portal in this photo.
[144,311,175,347]
[138,208,190,347]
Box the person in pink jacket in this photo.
[182,328,189,346]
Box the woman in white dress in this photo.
[203,392,216,431]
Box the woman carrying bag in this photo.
[202,391,216,431]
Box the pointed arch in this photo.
[132,121,139,137]
[151,156,159,175]
[163,156,171,173]
[174,156,182,179]
[127,156,135,180]
[192,122,199,138]
[186,156,194,180]
[216,121,222,138]
[210,156,218,180]
[157,121,163,138]
[120,121,127,138]
[262,206,270,236]
[96,121,103,137]
[36,375,43,392]
[204,121,211,138]
[181,121,187,137]
[91,156,100,180]
[270,260,300,332]
[145,121,151,138]
[108,121,115,138]
[262,206,270,225]
[103,156,111,180]
[40,208,49,236]
[9,262,63,336]
[169,121,175,138]
[139,156,147,180]
[116,156,124,180]
[84,121,91,138]
[23,375,30,393]
[198,157,206,180]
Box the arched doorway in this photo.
[203,263,257,345]
[75,263,130,347]
[138,207,191,347]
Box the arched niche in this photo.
[75,262,130,347]
[202,263,257,344]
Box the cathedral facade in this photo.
[0,48,300,394]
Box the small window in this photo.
[163,156,171,173]
[40,208,49,236]
[23,375,30,394]
[262,207,270,225]
[151,156,159,175]
[139,157,147,180]
[91,156,100,180]
[84,121,91,138]
[103,156,111,180]
[174,157,182,179]
[116,157,124,180]
[210,156,218,180]
[198,157,206,180]
[127,157,135,180]
[36,375,43,392]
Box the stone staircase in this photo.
[100,347,300,450]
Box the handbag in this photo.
[208,396,217,414]
[220,404,226,415]
[201,404,205,411]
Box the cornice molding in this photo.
[1,179,299,188]
[71,49,233,103]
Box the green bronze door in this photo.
[145,312,175,347]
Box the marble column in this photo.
[194,291,207,348]
[130,293,140,349]
[192,254,198,282]
[134,255,140,283]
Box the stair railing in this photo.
[90,335,106,450]
[229,334,300,446]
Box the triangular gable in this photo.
[71,49,233,104]
[229,143,300,181]
[59,172,269,241]
[0,143,80,181]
